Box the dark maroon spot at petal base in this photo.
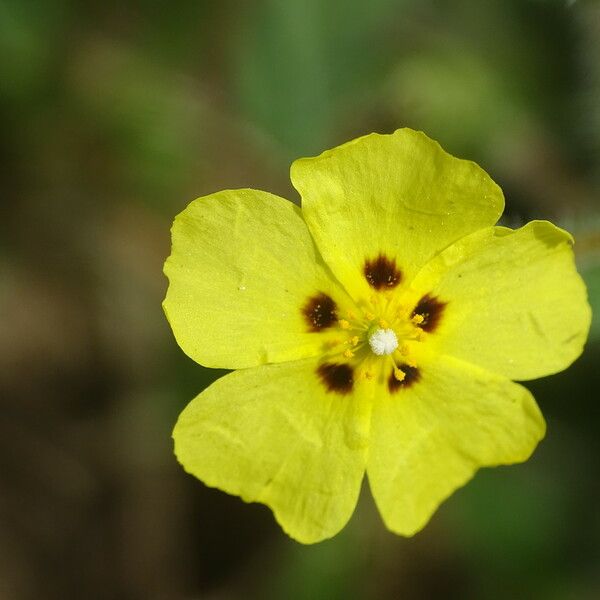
[412,294,446,332]
[317,363,354,394]
[302,293,337,331]
[388,364,420,393]
[364,254,402,290]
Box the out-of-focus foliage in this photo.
[0,0,599,599]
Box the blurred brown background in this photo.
[1,1,599,599]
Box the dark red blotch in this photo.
[364,254,402,290]
[317,363,354,395]
[388,365,421,393]
[412,294,446,333]
[302,293,337,331]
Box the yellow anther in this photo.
[339,319,350,329]
[379,319,389,328]
[351,335,359,346]
[412,314,425,325]
[346,310,357,320]
[394,368,406,382]
[399,344,410,356]
[365,312,375,321]
[343,349,355,358]
[415,328,425,341]
[406,357,417,368]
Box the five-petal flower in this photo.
[163,129,591,543]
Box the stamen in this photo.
[368,328,398,356]
[339,319,350,329]
[393,367,406,382]
[394,346,417,369]
[412,314,424,325]
[344,349,355,358]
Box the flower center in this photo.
[368,327,398,356]
[303,288,446,394]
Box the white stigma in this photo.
[368,328,398,356]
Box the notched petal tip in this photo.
[528,219,575,247]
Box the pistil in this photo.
[368,328,399,356]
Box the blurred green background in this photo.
[1,0,599,598]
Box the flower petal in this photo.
[291,129,504,299]
[164,189,349,369]
[367,353,545,537]
[173,358,370,543]
[411,220,591,380]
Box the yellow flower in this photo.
[163,129,591,544]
